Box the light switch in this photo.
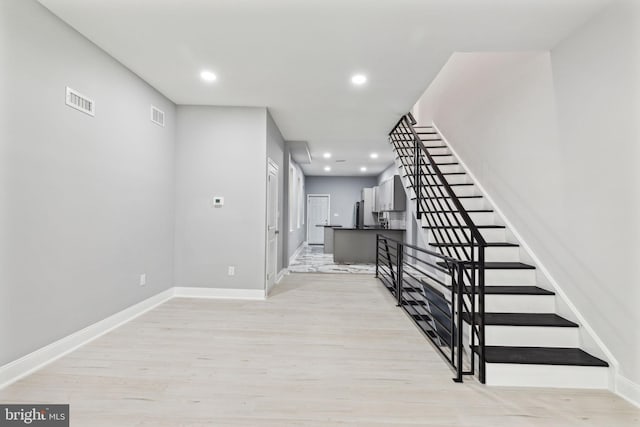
[213,196,224,208]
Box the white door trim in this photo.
[266,158,279,295]
[306,194,330,245]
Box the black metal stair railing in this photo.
[376,234,472,382]
[383,113,488,383]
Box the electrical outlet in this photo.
[228,266,235,276]
[139,274,146,286]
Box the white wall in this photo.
[173,106,267,290]
[414,0,640,387]
[550,0,639,386]
[0,0,176,366]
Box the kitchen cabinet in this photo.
[376,175,406,212]
[372,186,379,212]
[361,187,377,226]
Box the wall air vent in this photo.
[65,87,95,116]
[335,159,347,163]
[150,105,165,127]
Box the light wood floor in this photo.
[1,274,638,426]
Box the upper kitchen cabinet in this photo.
[376,175,406,212]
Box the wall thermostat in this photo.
[213,196,224,207]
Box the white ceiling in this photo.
[38,0,609,176]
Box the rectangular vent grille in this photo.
[65,87,95,116]
[151,106,165,127]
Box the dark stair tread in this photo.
[396,154,454,159]
[411,195,482,200]
[448,285,554,296]
[403,172,466,178]
[394,144,445,149]
[473,346,609,367]
[437,261,533,269]
[430,241,514,247]
[463,312,578,327]
[401,300,426,306]
[402,162,459,167]
[482,286,554,295]
[426,224,505,230]
[424,209,493,213]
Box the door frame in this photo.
[265,158,279,295]
[306,193,330,245]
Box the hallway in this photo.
[288,245,376,274]
[0,274,637,426]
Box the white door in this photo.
[266,160,279,293]
[307,194,330,245]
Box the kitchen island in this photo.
[333,228,405,264]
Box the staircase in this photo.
[384,114,609,388]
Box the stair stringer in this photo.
[430,121,618,390]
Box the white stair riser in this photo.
[481,293,556,313]
[425,147,450,155]
[437,164,465,174]
[485,268,536,285]
[402,163,465,174]
[431,155,456,164]
[422,186,478,198]
[427,227,505,242]
[484,364,609,389]
[422,211,496,225]
[418,197,486,212]
[465,324,579,347]
[485,246,520,262]
[451,186,479,197]
[437,174,470,185]
[422,197,486,211]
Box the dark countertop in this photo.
[335,228,406,231]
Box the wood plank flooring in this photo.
[0,273,638,426]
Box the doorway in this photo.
[306,194,330,245]
[266,159,279,294]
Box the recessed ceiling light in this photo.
[324,166,331,172]
[360,167,367,172]
[351,74,367,86]
[370,152,379,159]
[200,70,217,82]
[323,152,331,159]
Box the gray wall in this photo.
[173,106,267,290]
[305,176,378,228]
[266,111,285,273]
[0,0,176,366]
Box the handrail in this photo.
[376,234,461,264]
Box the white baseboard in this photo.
[0,288,174,390]
[173,286,265,300]
[0,285,268,390]
[616,374,640,408]
[266,269,288,297]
